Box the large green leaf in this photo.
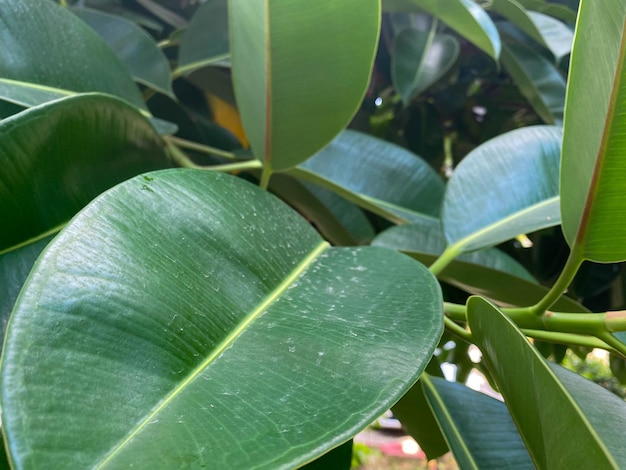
[73,7,174,97]
[468,297,626,468]
[229,0,380,171]
[372,221,587,311]
[501,42,566,125]
[0,94,170,253]
[290,130,445,224]
[383,0,501,60]
[490,0,573,61]
[392,28,460,104]
[442,125,561,252]
[515,0,577,23]
[0,0,145,109]
[560,0,626,262]
[177,0,230,75]
[422,375,533,469]
[1,169,443,468]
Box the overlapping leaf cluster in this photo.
[0,0,625,468]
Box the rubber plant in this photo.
[0,0,624,469]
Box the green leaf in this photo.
[1,169,443,468]
[268,174,374,246]
[515,0,578,23]
[0,0,145,109]
[383,0,501,60]
[392,28,460,104]
[422,376,533,469]
[501,43,566,125]
[0,237,52,340]
[73,7,174,98]
[0,94,170,254]
[442,125,561,252]
[467,297,626,468]
[490,0,573,61]
[290,130,445,224]
[560,1,626,262]
[230,0,380,171]
[372,221,587,311]
[177,0,230,75]
[392,378,449,460]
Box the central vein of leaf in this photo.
[96,240,330,468]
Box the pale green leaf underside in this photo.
[1,169,443,469]
[230,0,380,170]
[468,297,622,468]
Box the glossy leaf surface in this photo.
[0,0,144,109]
[230,0,380,171]
[292,130,445,224]
[560,1,626,262]
[468,297,626,468]
[1,169,443,468]
[501,43,566,125]
[392,28,459,104]
[372,222,587,311]
[423,376,533,469]
[177,0,230,75]
[73,8,173,97]
[0,94,169,253]
[383,0,500,60]
[490,0,573,61]
[442,126,561,252]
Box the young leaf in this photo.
[229,0,380,172]
[442,125,561,252]
[73,7,174,98]
[560,1,626,262]
[1,169,443,469]
[422,376,533,469]
[290,130,445,224]
[468,297,626,468]
[392,28,460,104]
[501,43,566,125]
[0,0,145,109]
[383,0,501,60]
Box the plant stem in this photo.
[259,165,272,190]
[428,243,463,276]
[530,246,584,316]
[597,332,626,360]
[167,136,238,160]
[443,302,467,321]
[166,140,262,172]
[444,317,473,342]
[522,329,610,350]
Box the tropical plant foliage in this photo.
[1,0,626,468]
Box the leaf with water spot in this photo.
[1,169,443,468]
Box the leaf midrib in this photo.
[96,239,330,468]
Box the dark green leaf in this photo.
[0,94,170,253]
[1,169,443,468]
[392,28,460,104]
[423,376,533,469]
[0,0,145,109]
[501,43,566,125]
[442,126,561,252]
[468,297,625,468]
[177,0,230,75]
[292,130,445,224]
[73,7,174,97]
